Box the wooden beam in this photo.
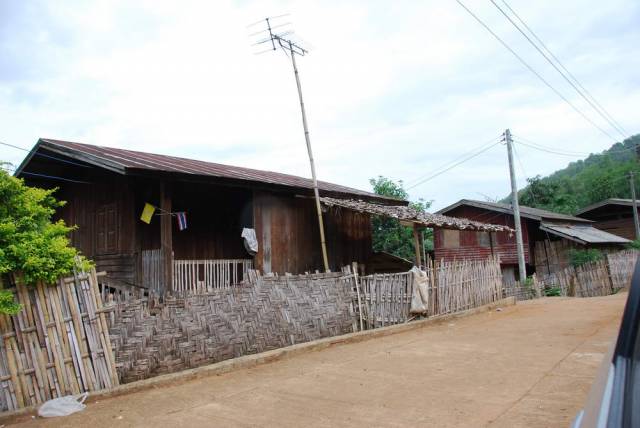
[413,223,422,267]
[160,182,173,295]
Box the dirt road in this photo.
[10,293,626,427]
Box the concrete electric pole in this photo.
[505,129,527,282]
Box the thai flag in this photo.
[176,212,187,231]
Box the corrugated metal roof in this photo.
[321,197,513,232]
[540,222,630,245]
[576,198,636,215]
[25,138,401,204]
[436,199,589,223]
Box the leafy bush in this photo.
[568,248,603,267]
[0,169,85,313]
[544,287,562,297]
[625,239,640,250]
[0,290,22,315]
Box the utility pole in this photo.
[505,129,527,282]
[251,17,330,272]
[629,171,640,239]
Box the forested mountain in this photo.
[504,134,640,214]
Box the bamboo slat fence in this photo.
[173,259,253,294]
[607,250,638,290]
[141,249,163,295]
[355,258,503,329]
[519,250,638,300]
[0,269,118,412]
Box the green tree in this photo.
[508,134,640,214]
[369,176,432,261]
[0,169,84,314]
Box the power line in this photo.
[513,139,587,157]
[1,164,92,184]
[406,140,502,190]
[498,0,629,138]
[454,0,619,142]
[513,134,639,156]
[489,0,628,140]
[512,135,589,155]
[405,135,502,187]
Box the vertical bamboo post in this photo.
[413,224,422,268]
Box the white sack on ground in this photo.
[410,266,430,314]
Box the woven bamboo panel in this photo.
[108,273,356,383]
[0,269,118,412]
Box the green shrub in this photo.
[544,287,562,297]
[625,239,640,250]
[568,248,603,267]
[0,169,86,314]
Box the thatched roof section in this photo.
[321,197,513,232]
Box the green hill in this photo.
[504,134,640,214]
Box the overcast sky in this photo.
[1,0,638,210]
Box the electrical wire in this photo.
[489,0,628,140]
[405,139,503,190]
[454,0,619,143]
[1,164,92,184]
[498,0,629,138]
[513,139,587,157]
[513,134,639,156]
[404,135,502,188]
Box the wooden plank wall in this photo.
[253,191,372,274]
[433,206,532,265]
[39,173,139,287]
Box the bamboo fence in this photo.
[108,271,355,383]
[607,250,639,290]
[0,268,118,412]
[173,259,253,294]
[527,250,638,299]
[356,258,503,329]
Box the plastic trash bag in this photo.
[37,393,88,418]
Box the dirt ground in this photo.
[8,293,626,427]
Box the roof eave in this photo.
[539,225,588,245]
[36,139,126,175]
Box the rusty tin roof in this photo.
[20,138,403,204]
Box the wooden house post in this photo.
[160,182,173,295]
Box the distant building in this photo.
[434,199,630,283]
[576,198,639,241]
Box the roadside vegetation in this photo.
[0,168,86,314]
[369,176,433,261]
[507,134,640,214]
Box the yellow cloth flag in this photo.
[140,203,156,224]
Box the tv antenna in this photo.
[250,16,329,272]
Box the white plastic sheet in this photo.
[37,393,88,418]
[410,266,430,314]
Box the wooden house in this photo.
[576,198,639,240]
[434,199,630,282]
[17,139,508,294]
